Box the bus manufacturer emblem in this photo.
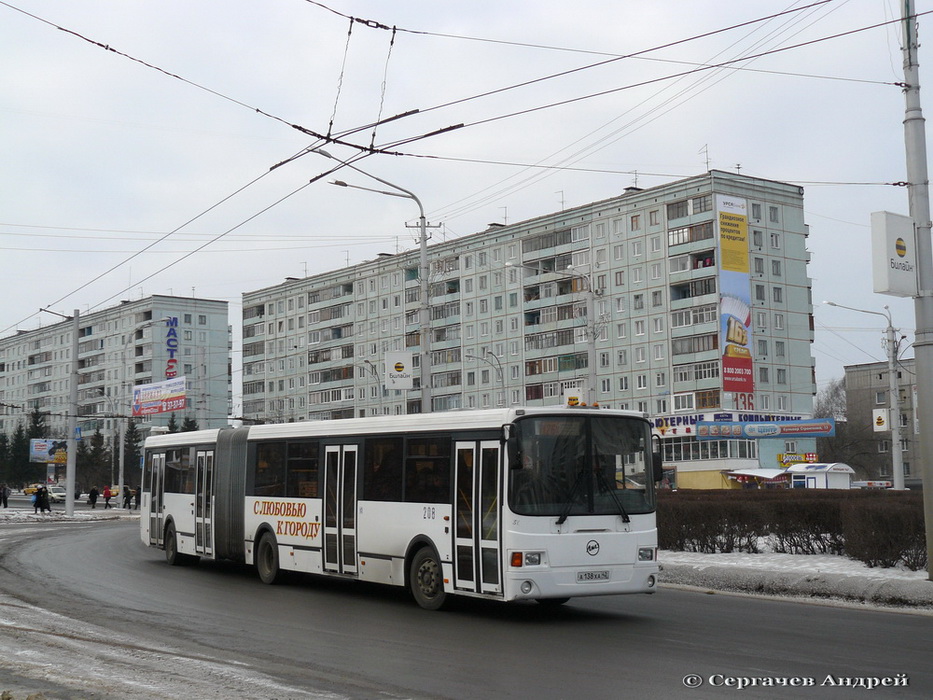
[586,540,600,556]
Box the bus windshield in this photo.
[508,414,655,517]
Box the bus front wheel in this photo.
[410,546,448,610]
[256,532,284,584]
[164,523,197,566]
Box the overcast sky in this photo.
[0,0,926,395]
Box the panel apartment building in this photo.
[242,171,817,488]
[843,358,922,488]
[0,295,231,447]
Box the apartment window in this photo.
[674,393,695,411]
[650,263,661,280]
[777,368,787,384]
[617,349,628,365]
[632,267,643,284]
[599,352,610,368]
[752,230,763,247]
[614,270,625,286]
[755,285,766,302]
[667,200,689,219]
[635,347,646,363]
[775,340,785,357]
[751,203,762,219]
[773,287,783,303]
[769,206,779,223]
[774,313,785,330]
[633,294,644,311]
[875,391,886,405]
[653,344,665,361]
[655,399,668,413]
[630,214,641,231]
[772,260,782,276]
[770,232,781,249]
[601,378,611,393]
[634,320,645,335]
[655,371,666,386]
[653,317,664,333]
[619,376,629,390]
[631,240,643,257]
[757,339,768,356]
[759,367,770,383]
[636,374,647,389]
[616,323,627,339]
[614,244,625,261]
[754,258,765,275]
[670,255,689,273]
[756,311,767,329]
[650,236,661,252]
[649,210,659,226]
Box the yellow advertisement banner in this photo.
[719,210,749,273]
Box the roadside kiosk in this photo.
[784,462,855,490]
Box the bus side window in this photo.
[405,437,451,504]
[253,442,286,497]
[363,437,403,501]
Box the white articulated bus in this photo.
[140,407,661,609]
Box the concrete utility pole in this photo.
[65,310,79,517]
[901,0,933,578]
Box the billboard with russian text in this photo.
[132,376,187,416]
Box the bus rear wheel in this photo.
[410,546,447,610]
[256,532,284,584]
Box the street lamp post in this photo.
[362,359,384,415]
[466,351,505,406]
[824,301,905,490]
[118,317,171,507]
[314,149,432,413]
[508,262,601,405]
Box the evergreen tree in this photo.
[167,413,179,433]
[27,405,48,440]
[0,432,10,484]
[123,419,143,479]
[10,423,35,487]
[180,415,199,432]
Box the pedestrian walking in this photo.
[88,486,99,509]
[134,486,141,510]
[0,483,9,508]
[37,486,51,514]
[103,485,112,509]
[123,486,132,509]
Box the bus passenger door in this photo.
[148,453,165,546]
[453,440,501,595]
[323,444,358,575]
[195,449,213,556]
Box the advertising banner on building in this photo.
[29,439,67,464]
[716,195,754,395]
[696,418,835,440]
[132,376,187,416]
[384,352,413,390]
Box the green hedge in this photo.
[657,489,927,571]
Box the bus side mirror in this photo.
[652,452,664,482]
[503,423,522,470]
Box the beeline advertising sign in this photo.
[384,352,413,390]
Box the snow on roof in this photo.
[726,468,789,480]
[784,462,855,474]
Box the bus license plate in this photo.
[577,570,610,582]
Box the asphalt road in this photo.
[2,519,931,699]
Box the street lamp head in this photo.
[313,148,335,160]
[331,180,349,187]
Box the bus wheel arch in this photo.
[406,539,448,611]
[255,529,285,585]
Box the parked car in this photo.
[47,486,67,503]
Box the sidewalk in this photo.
[660,549,933,610]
